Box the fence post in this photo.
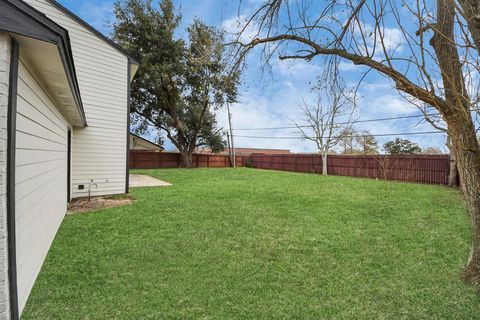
[129,152,449,186]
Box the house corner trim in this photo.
[7,37,19,320]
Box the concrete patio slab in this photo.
[129,174,172,187]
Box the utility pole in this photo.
[227,103,236,168]
[227,132,232,166]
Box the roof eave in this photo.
[46,0,139,64]
[0,0,87,127]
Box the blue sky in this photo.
[58,0,448,153]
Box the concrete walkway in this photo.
[129,174,171,187]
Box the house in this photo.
[212,147,291,156]
[129,133,164,152]
[227,148,291,156]
[0,0,138,318]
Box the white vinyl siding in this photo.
[0,31,11,319]
[24,0,129,198]
[15,60,69,314]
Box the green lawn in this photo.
[23,168,480,319]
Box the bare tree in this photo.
[295,77,357,175]
[337,128,357,154]
[376,155,399,181]
[232,0,480,285]
[356,131,379,155]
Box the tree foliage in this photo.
[383,138,422,155]
[337,128,356,154]
[113,0,240,166]
[337,129,378,155]
[356,132,379,155]
[422,147,443,154]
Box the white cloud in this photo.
[222,14,260,43]
[217,81,318,153]
[339,61,362,72]
[375,27,404,52]
[364,94,418,115]
[272,58,323,80]
[352,23,404,57]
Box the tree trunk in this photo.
[458,0,480,54]
[448,154,459,187]
[448,121,480,285]
[322,153,328,175]
[432,0,480,286]
[447,136,459,187]
[179,149,194,168]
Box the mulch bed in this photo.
[67,194,135,214]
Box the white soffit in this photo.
[130,63,139,82]
[15,34,85,128]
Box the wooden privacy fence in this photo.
[130,151,245,169]
[130,151,452,185]
[248,154,451,185]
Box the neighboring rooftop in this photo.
[129,133,164,152]
[197,147,291,156]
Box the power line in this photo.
[235,130,445,140]
[233,113,441,131]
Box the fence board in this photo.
[249,154,451,185]
[130,151,450,186]
[130,151,245,169]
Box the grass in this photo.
[23,168,480,319]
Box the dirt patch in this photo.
[67,194,135,214]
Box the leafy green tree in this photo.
[113,0,240,167]
[383,138,422,155]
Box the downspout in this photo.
[7,37,20,320]
[125,59,132,193]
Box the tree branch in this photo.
[239,34,450,113]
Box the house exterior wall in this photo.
[0,32,11,320]
[15,59,69,314]
[24,0,129,198]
